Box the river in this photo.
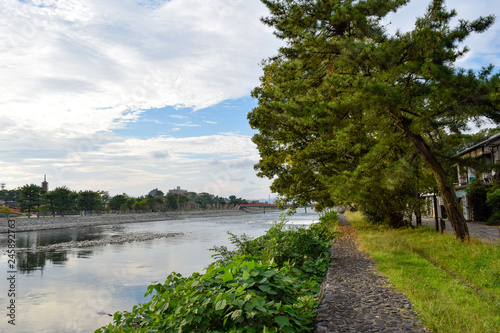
[0,210,320,333]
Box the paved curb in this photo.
[420,218,500,244]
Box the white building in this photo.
[168,186,187,195]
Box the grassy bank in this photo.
[345,211,500,333]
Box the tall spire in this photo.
[41,175,48,192]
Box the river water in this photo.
[0,210,319,333]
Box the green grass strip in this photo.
[345,212,500,333]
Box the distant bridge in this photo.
[234,203,316,210]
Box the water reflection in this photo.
[76,250,93,259]
[1,226,118,273]
[0,225,125,250]
[16,251,68,274]
[0,211,319,333]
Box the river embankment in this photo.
[0,210,263,233]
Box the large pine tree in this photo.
[249,0,499,240]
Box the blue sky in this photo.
[114,97,258,139]
[0,0,499,199]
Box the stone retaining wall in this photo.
[0,210,251,233]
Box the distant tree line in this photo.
[2,184,249,217]
[0,189,18,202]
[11,184,109,217]
[132,192,249,212]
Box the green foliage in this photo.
[228,195,249,207]
[212,213,338,281]
[312,211,339,241]
[109,195,128,211]
[77,190,100,213]
[96,215,339,333]
[18,184,43,216]
[164,193,189,211]
[466,181,490,221]
[486,212,500,226]
[249,0,499,241]
[0,206,14,217]
[97,258,317,333]
[0,189,19,201]
[45,186,74,216]
[486,188,500,225]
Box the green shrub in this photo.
[486,189,500,225]
[212,213,338,281]
[313,211,339,240]
[97,257,317,333]
[96,215,339,333]
[466,181,490,222]
[486,212,500,226]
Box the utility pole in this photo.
[433,192,439,232]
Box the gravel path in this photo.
[315,225,429,333]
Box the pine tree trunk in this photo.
[407,133,470,241]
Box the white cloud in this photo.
[1,0,497,200]
[0,0,279,137]
[169,122,200,127]
[0,132,267,197]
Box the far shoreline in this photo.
[0,209,282,234]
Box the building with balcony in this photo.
[454,133,500,220]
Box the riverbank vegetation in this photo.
[346,212,500,333]
[95,212,339,333]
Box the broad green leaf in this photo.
[275,316,290,328]
[222,271,234,283]
[247,260,256,271]
[215,299,227,311]
[242,270,251,280]
[258,284,277,294]
[262,270,277,278]
[230,309,243,319]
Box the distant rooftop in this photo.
[168,186,187,194]
[455,132,500,156]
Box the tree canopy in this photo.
[249,0,499,240]
[45,186,74,216]
[18,184,43,217]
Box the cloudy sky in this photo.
[1,0,499,199]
